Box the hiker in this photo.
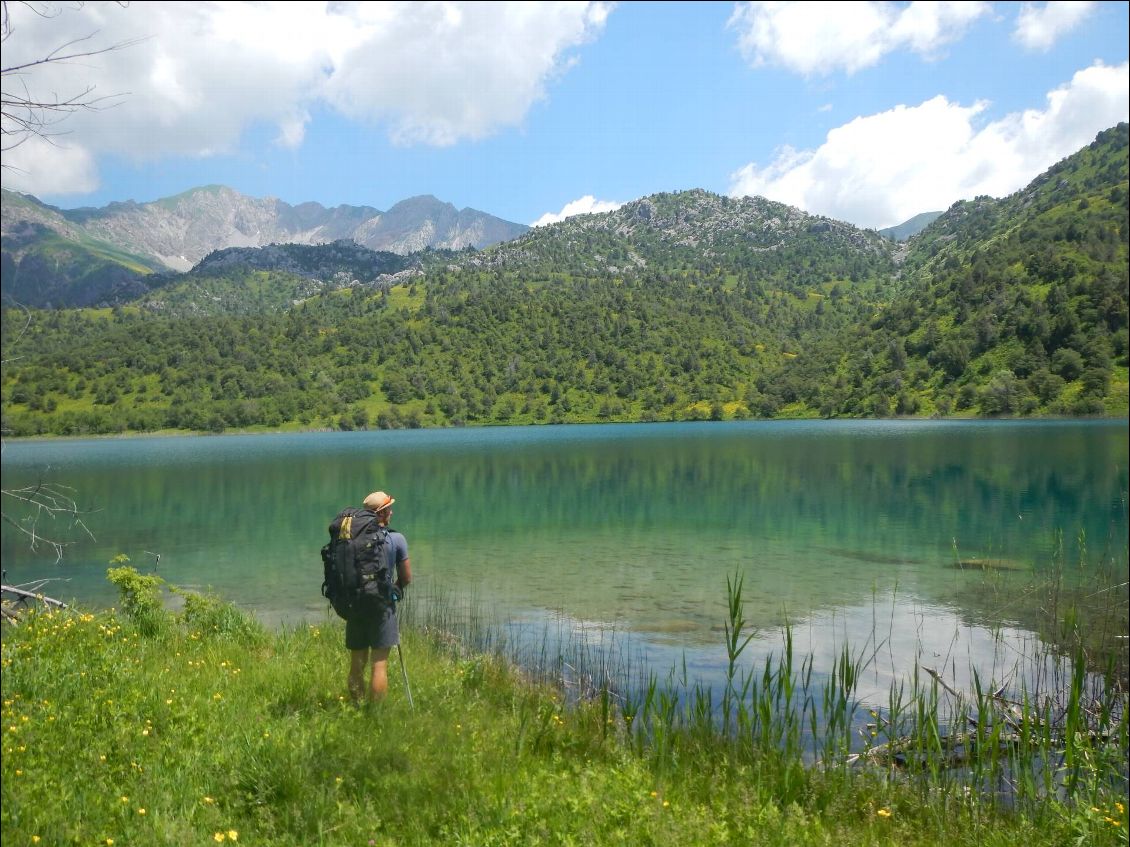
[346,490,412,703]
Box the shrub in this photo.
[106,560,170,636]
[173,588,268,647]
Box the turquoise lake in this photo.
[3,419,1127,701]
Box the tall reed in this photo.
[405,548,1128,822]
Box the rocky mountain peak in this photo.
[2,186,529,273]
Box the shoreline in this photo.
[2,411,1126,443]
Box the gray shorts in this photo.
[345,598,399,650]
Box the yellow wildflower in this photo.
[228,830,239,841]
[877,808,892,818]
[214,834,226,843]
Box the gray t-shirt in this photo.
[383,529,409,582]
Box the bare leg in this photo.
[349,648,370,703]
[369,647,392,702]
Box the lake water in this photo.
[3,420,1127,703]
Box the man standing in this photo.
[347,490,412,703]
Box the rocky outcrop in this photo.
[462,188,896,274]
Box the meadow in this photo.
[2,563,1126,846]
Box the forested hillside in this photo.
[1,126,1126,436]
[757,124,1129,418]
[0,267,873,434]
[133,241,462,317]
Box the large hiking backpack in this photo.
[320,507,399,619]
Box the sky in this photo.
[1,1,1127,231]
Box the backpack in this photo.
[320,507,400,619]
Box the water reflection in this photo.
[3,420,1126,692]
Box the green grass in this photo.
[2,567,1127,846]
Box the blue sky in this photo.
[2,1,1127,230]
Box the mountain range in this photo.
[0,186,527,306]
[1,123,1126,435]
[1,181,943,309]
[122,188,897,319]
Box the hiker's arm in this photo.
[397,558,412,590]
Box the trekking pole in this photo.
[397,643,415,708]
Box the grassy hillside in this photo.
[1,223,160,309]
[1,190,164,308]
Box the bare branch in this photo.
[0,300,34,364]
[0,0,138,160]
[0,480,98,561]
[0,3,122,566]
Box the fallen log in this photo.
[2,584,69,608]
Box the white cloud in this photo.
[0,1,611,194]
[323,1,611,146]
[532,195,623,226]
[1014,1,1096,51]
[728,61,1130,230]
[1,136,100,195]
[727,1,990,76]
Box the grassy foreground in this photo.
[2,569,1127,847]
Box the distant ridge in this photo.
[878,211,943,241]
[1,185,529,273]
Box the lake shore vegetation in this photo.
[3,564,1126,846]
